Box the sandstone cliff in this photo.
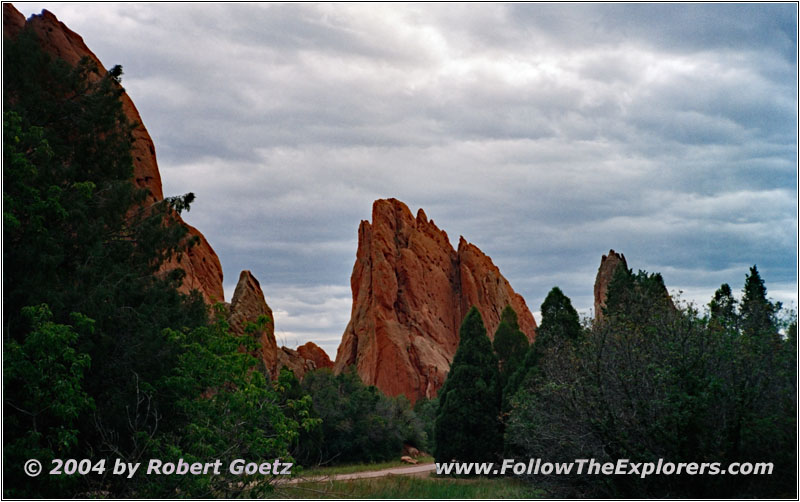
[593,249,628,323]
[4,4,224,304]
[228,270,333,379]
[334,198,536,403]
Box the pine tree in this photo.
[434,307,502,463]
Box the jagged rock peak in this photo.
[4,3,224,304]
[228,270,279,375]
[229,271,273,333]
[227,270,331,379]
[334,198,536,404]
[593,249,628,324]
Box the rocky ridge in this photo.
[4,4,224,304]
[5,4,332,378]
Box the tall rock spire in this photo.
[334,198,536,403]
[593,249,628,324]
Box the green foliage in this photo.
[3,305,94,497]
[603,265,673,325]
[492,306,529,391]
[3,29,304,497]
[288,474,541,499]
[298,369,424,465]
[505,267,796,498]
[412,397,439,453]
[124,319,316,498]
[434,307,502,464]
[537,287,582,347]
[709,283,737,333]
[504,287,582,407]
[740,265,780,339]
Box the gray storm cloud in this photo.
[15,3,797,357]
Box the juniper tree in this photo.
[492,305,529,390]
[740,265,779,339]
[504,287,582,405]
[435,307,502,463]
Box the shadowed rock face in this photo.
[334,198,536,404]
[4,4,224,304]
[228,270,332,379]
[593,249,628,324]
[229,270,279,374]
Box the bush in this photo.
[298,369,425,465]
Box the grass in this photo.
[300,456,434,477]
[276,474,545,499]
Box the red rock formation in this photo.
[593,249,628,324]
[228,270,333,379]
[4,4,224,304]
[297,342,334,370]
[458,237,537,339]
[334,198,536,403]
[276,347,316,380]
[229,270,279,374]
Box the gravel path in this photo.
[286,462,435,484]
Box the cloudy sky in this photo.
[15,3,798,358]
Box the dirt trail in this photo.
[286,462,435,484]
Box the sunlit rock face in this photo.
[334,198,536,404]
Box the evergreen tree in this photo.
[537,287,582,347]
[434,307,502,463]
[3,28,305,497]
[492,305,529,390]
[709,283,737,333]
[506,269,796,498]
[504,287,582,404]
[297,368,424,465]
[740,265,779,339]
[604,266,673,325]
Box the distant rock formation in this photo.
[228,270,279,373]
[297,342,335,371]
[4,4,224,304]
[593,249,676,323]
[593,249,628,324]
[228,270,332,379]
[334,198,536,403]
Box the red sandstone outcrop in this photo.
[4,4,224,304]
[229,270,279,374]
[276,347,316,379]
[334,198,536,403]
[593,249,628,324]
[228,270,332,379]
[297,342,334,370]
